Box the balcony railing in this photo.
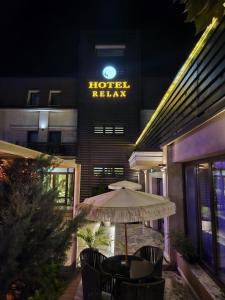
[24,142,77,156]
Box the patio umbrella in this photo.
[78,188,175,262]
[108,180,142,191]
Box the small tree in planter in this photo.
[170,231,198,264]
[0,157,86,299]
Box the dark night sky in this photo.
[0,0,196,77]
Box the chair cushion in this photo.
[129,260,153,279]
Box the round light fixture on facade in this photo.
[102,66,117,79]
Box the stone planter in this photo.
[175,251,223,300]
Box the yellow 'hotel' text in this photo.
[88,81,131,98]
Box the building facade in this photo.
[0,31,158,205]
[131,17,225,297]
[0,78,78,215]
[77,31,142,200]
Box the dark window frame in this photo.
[49,90,62,106]
[27,90,40,106]
[27,130,38,143]
[48,131,62,144]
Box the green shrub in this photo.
[0,157,86,299]
[28,263,64,300]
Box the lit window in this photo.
[93,167,104,176]
[114,167,125,176]
[44,168,74,207]
[104,167,113,175]
[49,91,61,106]
[93,166,124,177]
[94,125,125,135]
[94,126,104,134]
[27,90,40,106]
[114,126,124,135]
[105,126,114,134]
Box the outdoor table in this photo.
[101,255,153,280]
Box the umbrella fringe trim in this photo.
[78,203,176,223]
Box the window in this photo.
[95,45,126,57]
[94,126,104,134]
[93,166,124,177]
[185,159,225,285]
[198,163,214,268]
[105,126,114,134]
[114,126,125,135]
[49,91,61,106]
[212,161,225,282]
[48,131,61,144]
[114,167,124,176]
[94,125,125,135]
[93,167,104,177]
[44,168,74,206]
[27,90,40,106]
[27,131,38,143]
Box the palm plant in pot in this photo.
[170,231,198,264]
[77,226,110,250]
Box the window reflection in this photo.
[185,160,225,284]
[212,161,225,282]
[198,163,213,268]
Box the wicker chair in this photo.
[81,264,114,300]
[80,249,114,296]
[82,264,102,300]
[117,277,165,300]
[133,245,163,277]
[80,248,107,271]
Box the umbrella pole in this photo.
[124,223,128,264]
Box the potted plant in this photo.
[77,226,110,249]
[170,231,198,264]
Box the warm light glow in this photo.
[135,17,219,146]
[0,160,10,181]
[88,81,131,98]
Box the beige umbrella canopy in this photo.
[78,188,175,261]
[79,188,175,223]
[108,180,142,191]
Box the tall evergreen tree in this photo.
[0,157,85,298]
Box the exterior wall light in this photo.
[102,66,117,80]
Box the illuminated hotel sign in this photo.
[88,81,130,98]
[88,65,131,98]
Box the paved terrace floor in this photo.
[60,223,196,300]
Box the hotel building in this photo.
[0,31,157,208]
[1,18,225,297]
